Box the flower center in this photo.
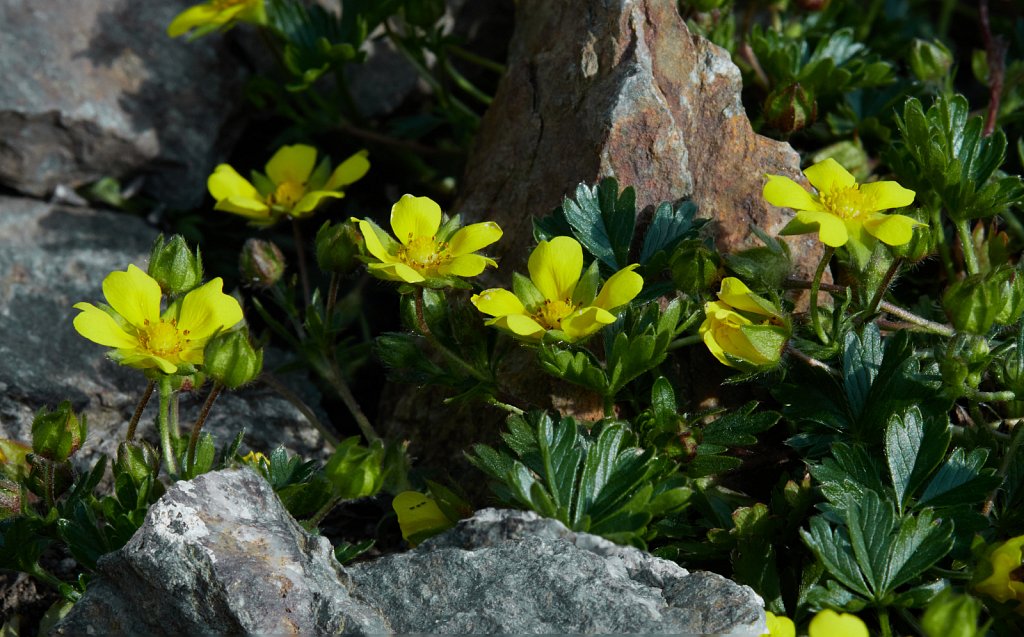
[138,319,189,358]
[269,181,306,209]
[534,298,577,329]
[820,185,867,220]
[397,235,451,272]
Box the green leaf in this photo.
[537,343,608,394]
[843,325,882,418]
[885,407,950,512]
[919,448,1000,507]
[702,402,780,447]
[639,200,702,265]
[845,491,896,595]
[884,508,953,591]
[561,179,636,270]
[801,517,872,598]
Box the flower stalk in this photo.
[157,374,178,476]
[809,246,835,345]
[125,381,155,441]
[187,382,223,471]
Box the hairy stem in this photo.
[125,381,155,441]
[187,382,223,472]
[157,375,178,477]
[292,218,312,309]
[982,422,1024,516]
[955,219,981,275]
[414,288,490,383]
[878,302,956,337]
[809,247,835,345]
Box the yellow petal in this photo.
[763,175,824,212]
[561,305,616,341]
[700,301,757,368]
[167,4,220,37]
[356,219,399,264]
[437,254,496,277]
[860,181,916,211]
[529,236,582,301]
[117,351,178,374]
[391,194,442,245]
[175,278,243,343]
[103,264,161,328]
[471,288,526,317]
[324,150,370,190]
[487,314,546,340]
[393,491,450,544]
[448,222,502,256]
[718,277,775,316]
[208,164,260,201]
[368,261,425,283]
[73,303,138,349]
[808,610,868,637]
[763,612,795,637]
[291,190,343,217]
[804,158,857,194]
[862,213,918,246]
[790,210,848,247]
[265,144,317,186]
[593,264,643,310]
[213,196,272,220]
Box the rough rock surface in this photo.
[0,196,330,470]
[52,469,389,635]
[456,0,818,272]
[348,508,765,635]
[0,0,248,208]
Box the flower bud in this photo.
[315,220,363,275]
[148,234,203,295]
[239,238,286,288]
[669,241,719,295]
[909,39,953,84]
[26,454,74,504]
[699,278,790,371]
[0,477,21,520]
[203,330,263,389]
[31,401,86,463]
[943,267,1024,334]
[763,83,817,134]
[324,437,385,500]
[889,216,934,263]
[114,440,160,485]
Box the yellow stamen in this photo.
[820,185,867,220]
[138,319,188,358]
[397,236,451,272]
[269,181,305,208]
[534,298,576,329]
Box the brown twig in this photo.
[979,0,1008,136]
[125,381,155,441]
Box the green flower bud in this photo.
[148,234,203,295]
[239,238,286,288]
[909,39,953,84]
[943,267,1024,334]
[114,441,160,485]
[315,220,363,275]
[204,330,263,389]
[26,454,74,504]
[763,83,817,134]
[323,437,385,500]
[0,477,21,520]
[31,401,86,462]
[889,215,934,263]
[940,335,990,395]
[669,240,720,295]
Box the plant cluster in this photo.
[2,1,1024,637]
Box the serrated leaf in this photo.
[639,200,701,264]
[919,448,999,507]
[843,325,882,418]
[884,508,953,591]
[561,179,636,270]
[845,491,895,595]
[801,517,872,597]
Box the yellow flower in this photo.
[73,265,243,375]
[471,236,643,342]
[208,144,369,226]
[974,534,1024,613]
[700,277,788,369]
[167,0,265,38]
[354,194,502,285]
[240,450,270,472]
[764,158,918,251]
[808,610,869,637]
[761,612,795,637]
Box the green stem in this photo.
[809,247,835,345]
[414,288,490,383]
[442,55,493,106]
[326,273,339,322]
[446,44,506,74]
[125,381,155,441]
[786,345,840,377]
[292,218,312,309]
[170,389,181,446]
[603,395,616,418]
[964,389,1016,402]
[28,563,77,601]
[955,219,981,275]
[878,607,893,637]
[306,495,342,529]
[862,258,903,321]
[878,301,956,337]
[187,383,223,471]
[260,373,339,448]
[931,206,956,280]
[486,397,524,416]
[157,375,178,477]
[668,334,704,350]
[325,363,380,443]
[982,422,1024,516]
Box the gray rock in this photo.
[347,509,766,635]
[0,0,248,208]
[0,196,330,472]
[52,468,389,635]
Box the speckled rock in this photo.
[0,196,330,471]
[52,469,389,635]
[456,0,817,272]
[0,0,248,208]
[348,509,766,635]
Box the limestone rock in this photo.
[348,508,766,635]
[52,469,389,635]
[0,196,330,472]
[0,0,248,208]
[456,0,819,273]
